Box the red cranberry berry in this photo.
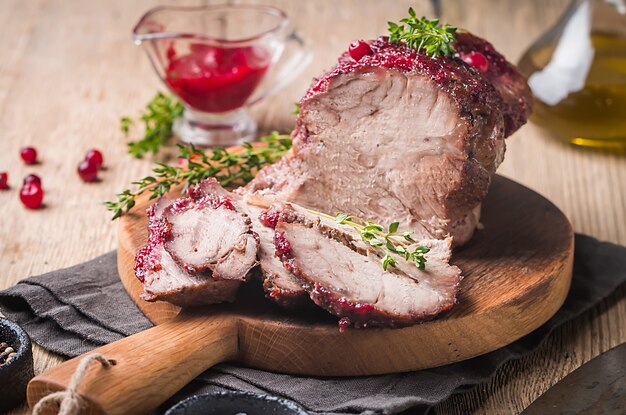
[78,159,98,182]
[20,183,44,209]
[20,147,38,164]
[23,174,41,186]
[0,172,8,190]
[349,40,373,61]
[462,51,489,73]
[85,149,104,169]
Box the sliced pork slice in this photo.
[162,193,258,278]
[273,204,462,328]
[134,198,241,306]
[140,244,240,306]
[245,202,310,307]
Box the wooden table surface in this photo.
[1,1,624,414]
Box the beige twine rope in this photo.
[32,353,116,415]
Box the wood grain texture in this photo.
[26,176,575,413]
[28,313,238,415]
[0,0,624,414]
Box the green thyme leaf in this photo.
[105,131,292,219]
[388,221,400,234]
[122,92,185,158]
[402,231,415,242]
[322,211,430,272]
[382,254,397,271]
[388,8,457,58]
[369,239,384,248]
[335,212,351,224]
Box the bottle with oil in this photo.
[518,0,626,151]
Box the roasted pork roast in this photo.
[245,35,531,245]
[134,30,531,326]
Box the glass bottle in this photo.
[518,0,626,151]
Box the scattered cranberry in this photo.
[462,51,489,73]
[23,174,41,186]
[20,183,44,209]
[85,149,104,169]
[20,147,38,164]
[348,40,373,61]
[0,172,8,190]
[77,159,98,182]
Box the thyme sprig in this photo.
[388,8,457,58]
[121,92,184,158]
[104,131,292,220]
[311,211,430,271]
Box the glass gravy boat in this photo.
[133,5,312,146]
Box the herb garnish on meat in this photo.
[388,8,457,58]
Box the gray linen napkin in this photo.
[1,234,625,415]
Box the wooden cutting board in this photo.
[27,175,574,415]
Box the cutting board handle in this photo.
[27,311,238,415]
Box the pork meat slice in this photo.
[134,198,240,306]
[245,202,310,307]
[245,35,531,246]
[162,189,258,278]
[191,178,309,307]
[272,203,462,328]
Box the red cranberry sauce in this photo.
[259,206,281,229]
[165,43,271,113]
[273,231,292,255]
[134,243,157,283]
[169,193,235,215]
[134,204,169,283]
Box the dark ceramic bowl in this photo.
[165,391,309,415]
[0,318,34,412]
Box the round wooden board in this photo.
[117,175,574,376]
